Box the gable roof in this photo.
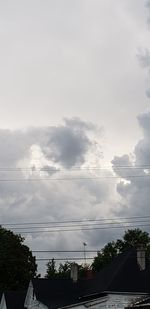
[32,278,106,309]
[4,291,26,309]
[32,248,150,309]
[90,248,150,294]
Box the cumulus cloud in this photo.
[40,118,97,167]
[111,111,150,219]
[1,87,150,275]
[0,118,101,168]
[4,112,150,275]
[114,2,150,218]
[0,118,118,274]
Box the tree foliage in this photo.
[45,258,57,278]
[45,260,91,279]
[92,229,150,272]
[0,226,37,290]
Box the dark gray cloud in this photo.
[0,118,100,169]
[41,118,94,167]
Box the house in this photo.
[25,246,150,309]
[1,246,150,309]
[0,291,26,309]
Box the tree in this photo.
[119,229,150,249]
[45,258,57,278]
[92,229,150,272]
[92,241,118,272]
[0,226,37,290]
[45,260,91,279]
[58,261,72,278]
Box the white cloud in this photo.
[0,118,118,274]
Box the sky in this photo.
[1,0,150,274]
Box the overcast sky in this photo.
[1,0,150,275]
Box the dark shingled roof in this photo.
[32,278,106,309]
[32,248,150,309]
[89,248,150,294]
[4,291,26,309]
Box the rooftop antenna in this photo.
[83,242,87,265]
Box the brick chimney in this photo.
[137,245,146,271]
[70,263,78,282]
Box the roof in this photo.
[32,248,150,309]
[32,278,106,309]
[4,291,26,309]
[89,248,150,294]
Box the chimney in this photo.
[137,245,146,271]
[70,263,78,282]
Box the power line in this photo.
[0,257,94,261]
[0,255,144,262]
[0,165,150,171]
[0,174,150,182]
[32,250,98,253]
[13,223,150,234]
[36,257,94,261]
[6,219,150,230]
[2,215,150,226]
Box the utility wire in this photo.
[2,215,150,226]
[13,223,150,234]
[0,174,150,181]
[0,257,94,261]
[32,250,98,253]
[0,165,150,171]
[36,257,94,261]
[0,256,145,261]
[6,219,150,230]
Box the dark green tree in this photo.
[119,229,150,249]
[45,258,57,278]
[58,261,72,278]
[45,260,91,279]
[0,226,37,290]
[92,241,118,272]
[92,229,150,272]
